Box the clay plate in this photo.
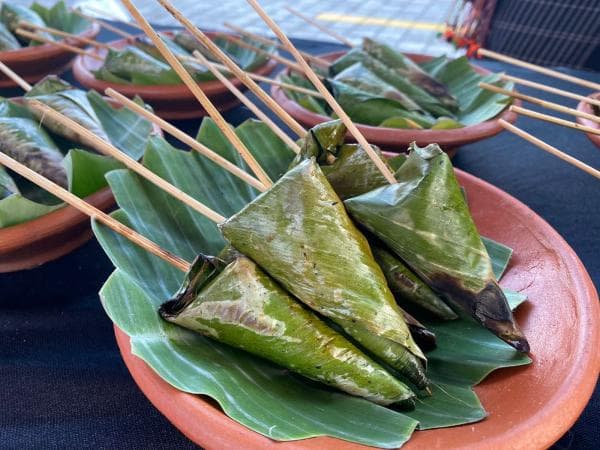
[72,31,278,120]
[576,93,600,148]
[0,98,162,272]
[271,52,519,154]
[114,169,599,449]
[0,23,100,88]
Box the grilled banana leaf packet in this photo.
[23,76,110,149]
[0,116,67,187]
[345,143,529,352]
[0,22,20,50]
[361,37,458,113]
[160,254,415,407]
[291,120,453,324]
[220,159,429,389]
[0,2,52,43]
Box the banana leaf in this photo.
[0,90,152,228]
[161,254,415,406]
[0,165,18,199]
[362,37,458,112]
[24,76,111,148]
[333,62,422,112]
[329,50,454,117]
[31,1,91,35]
[0,2,52,44]
[373,244,457,320]
[0,117,67,187]
[220,159,427,388]
[93,117,530,447]
[0,22,20,50]
[280,73,329,115]
[345,143,529,352]
[94,47,183,85]
[290,119,391,199]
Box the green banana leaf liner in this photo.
[220,158,428,389]
[0,115,67,187]
[0,21,20,50]
[160,254,415,407]
[328,48,454,117]
[23,76,110,149]
[345,143,529,352]
[361,37,458,113]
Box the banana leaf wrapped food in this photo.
[161,254,415,406]
[345,143,529,352]
[292,120,455,322]
[0,2,52,43]
[220,159,429,389]
[0,116,67,187]
[0,165,19,199]
[0,22,21,51]
[93,32,274,86]
[23,76,110,149]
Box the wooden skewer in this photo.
[285,6,354,48]
[510,105,600,136]
[72,9,136,40]
[499,119,600,180]
[216,32,305,74]
[223,22,330,67]
[156,0,307,139]
[501,74,600,109]
[0,151,191,272]
[478,48,600,92]
[480,82,600,125]
[120,0,273,189]
[28,99,227,223]
[246,0,397,184]
[0,61,32,91]
[104,88,268,191]
[210,62,323,97]
[15,29,104,61]
[192,51,300,153]
[19,21,113,49]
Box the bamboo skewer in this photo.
[27,99,227,223]
[120,0,273,189]
[216,32,306,74]
[0,61,32,91]
[19,21,113,49]
[223,22,330,67]
[480,82,600,125]
[156,0,307,139]
[14,29,104,61]
[246,0,397,184]
[210,63,323,97]
[499,120,600,180]
[510,105,600,136]
[285,6,354,48]
[501,74,600,109]
[0,152,191,272]
[104,88,268,191]
[192,51,300,153]
[72,9,136,40]
[478,49,600,92]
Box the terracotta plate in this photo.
[72,31,278,120]
[271,52,519,153]
[576,93,600,148]
[114,169,600,450]
[0,23,100,88]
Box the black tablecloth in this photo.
[1,24,598,449]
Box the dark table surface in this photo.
[1,23,598,450]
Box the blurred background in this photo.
[34,0,600,68]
